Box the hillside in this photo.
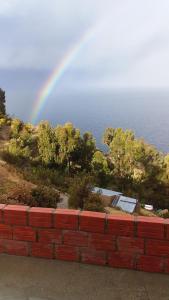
[0,125,35,203]
[0,124,68,207]
[0,122,166,217]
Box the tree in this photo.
[8,125,34,159]
[103,127,164,185]
[91,150,110,185]
[0,88,6,116]
[55,122,81,172]
[76,132,96,171]
[68,175,94,209]
[38,121,57,165]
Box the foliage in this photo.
[30,186,61,208]
[55,122,81,172]
[0,88,6,115]
[11,118,23,138]
[0,117,7,128]
[8,125,35,159]
[3,105,169,211]
[103,128,164,182]
[91,150,111,185]
[37,121,56,165]
[103,127,115,146]
[83,192,104,212]
[68,175,94,209]
[76,132,96,171]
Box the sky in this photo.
[1,0,169,90]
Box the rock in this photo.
[159,209,169,216]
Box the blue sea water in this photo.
[7,89,169,153]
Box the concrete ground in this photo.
[0,255,169,300]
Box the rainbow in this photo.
[30,26,96,124]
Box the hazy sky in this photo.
[1,0,169,93]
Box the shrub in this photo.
[11,118,23,137]
[0,117,7,127]
[84,193,104,212]
[30,186,61,208]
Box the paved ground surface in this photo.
[0,255,169,300]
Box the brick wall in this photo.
[0,204,169,273]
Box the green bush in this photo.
[84,193,104,212]
[30,186,61,208]
[68,175,94,209]
[11,118,23,137]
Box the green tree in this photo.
[0,88,6,116]
[38,121,57,165]
[103,127,164,185]
[55,122,81,172]
[76,132,96,171]
[8,126,34,158]
[68,175,94,209]
[91,150,110,185]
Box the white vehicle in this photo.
[144,204,154,211]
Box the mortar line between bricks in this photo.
[26,207,30,226]
[78,210,81,231]
[61,229,64,244]
[134,215,137,237]
[144,238,146,255]
[114,236,118,252]
[105,213,108,234]
[35,228,39,242]
[1,205,6,224]
[11,225,13,240]
[51,209,55,228]
[164,219,167,239]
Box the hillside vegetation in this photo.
[1,89,169,213]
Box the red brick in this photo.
[4,205,28,226]
[63,231,88,247]
[54,209,79,230]
[137,217,164,239]
[118,237,144,255]
[13,226,36,242]
[107,215,134,237]
[31,243,53,259]
[38,229,62,244]
[29,207,53,228]
[4,240,28,256]
[146,239,169,256]
[0,204,6,222]
[0,224,12,239]
[108,252,134,269]
[165,259,169,273]
[137,255,163,273]
[80,211,106,233]
[56,245,79,261]
[89,233,116,251]
[81,249,106,265]
[164,219,169,240]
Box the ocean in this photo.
[7,89,169,154]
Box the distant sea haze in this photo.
[8,89,169,154]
